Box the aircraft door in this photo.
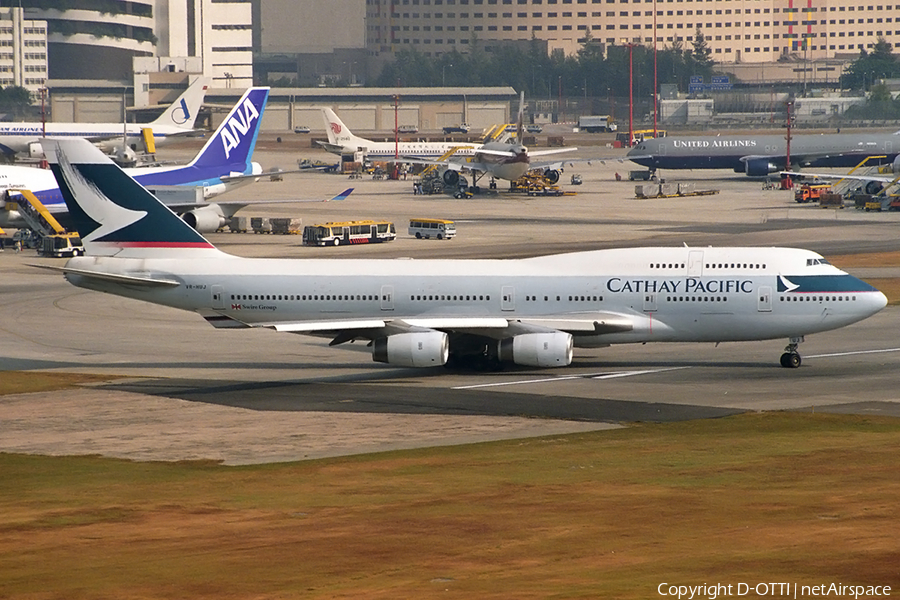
[757,286,772,312]
[643,293,658,312]
[211,285,225,310]
[380,285,394,311]
[658,143,667,156]
[501,285,515,311]
[687,251,704,277]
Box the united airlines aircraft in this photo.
[43,138,887,370]
[1,87,272,232]
[628,131,900,177]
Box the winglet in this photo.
[326,188,353,202]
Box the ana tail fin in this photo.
[149,76,210,130]
[44,139,223,259]
[187,87,269,171]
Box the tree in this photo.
[843,37,900,91]
[0,86,33,117]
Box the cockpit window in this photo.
[806,258,830,266]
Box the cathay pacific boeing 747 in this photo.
[43,138,886,370]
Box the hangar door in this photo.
[52,95,124,123]
[334,106,377,131]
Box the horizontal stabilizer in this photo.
[30,264,181,287]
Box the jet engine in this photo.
[542,169,561,184]
[865,181,885,195]
[372,331,449,367]
[27,141,43,159]
[498,332,573,368]
[181,205,227,232]
[742,158,779,177]
[442,170,460,186]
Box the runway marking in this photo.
[808,347,900,359]
[451,367,690,390]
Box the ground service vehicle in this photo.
[794,183,832,203]
[617,129,667,146]
[442,124,470,134]
[409,218,456,240]
[302,220,396,246]
[39,232,84,257]
[578,115,617,133]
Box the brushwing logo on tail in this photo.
[221,97,261,160]
[53,145,146,243]
[330,122,342,134]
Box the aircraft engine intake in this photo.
[181,206,226,232]
[542,169,561,184]
[743,158,779,177]
[865,181,885,195]
[498,332,573,368]
[27,141,43,159]
[373,331,449,367]
[442,170,460,186]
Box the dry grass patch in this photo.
[0,371,117,396]
[1,412,899,599]
[828,250,900,269]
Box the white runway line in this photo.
[807,347,900,359]
[451,367,690,390]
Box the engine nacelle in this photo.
[181,206,226,232]
[742,158,779,177]
[373,331,449,367]
[442,170,460,186]
[865,181,885,195]
[27,141,43,159]
[498,332,573,368]
[543,169,560,184]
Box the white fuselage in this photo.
[0,123,187,156]
[62,246,886,349]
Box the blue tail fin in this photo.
[188,87,269,173]
[45,139,222,258]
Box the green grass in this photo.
[0,371,118,395]
[2,412,899,599]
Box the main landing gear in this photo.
[779,336,804,369]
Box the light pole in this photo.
[442,63,452,86]
[622,40,638,147]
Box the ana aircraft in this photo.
[318,107,482,160]
[627,131,900,177]
[0,77,209,159]
[0,86,350,233]
[41,137,887,370]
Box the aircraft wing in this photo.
[780,170,897,184]
[202,311,636,341]
[162,188,353,213]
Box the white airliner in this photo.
[0,77,209,159]
[405,92,577,190]
[318,107,482,160]
[42,138,887,370]
[782,154,900,195]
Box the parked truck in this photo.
[442,123,471,134]
[577,115,617,133]
[794,183,832,204]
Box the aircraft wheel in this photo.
[780,352,801,368]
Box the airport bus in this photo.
[616,129,667,147]
[408,218,456,240]
[302,220,396,246]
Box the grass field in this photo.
[2,412,899,599]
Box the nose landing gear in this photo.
[780,336,804,368]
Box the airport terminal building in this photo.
[365,0,898,65]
